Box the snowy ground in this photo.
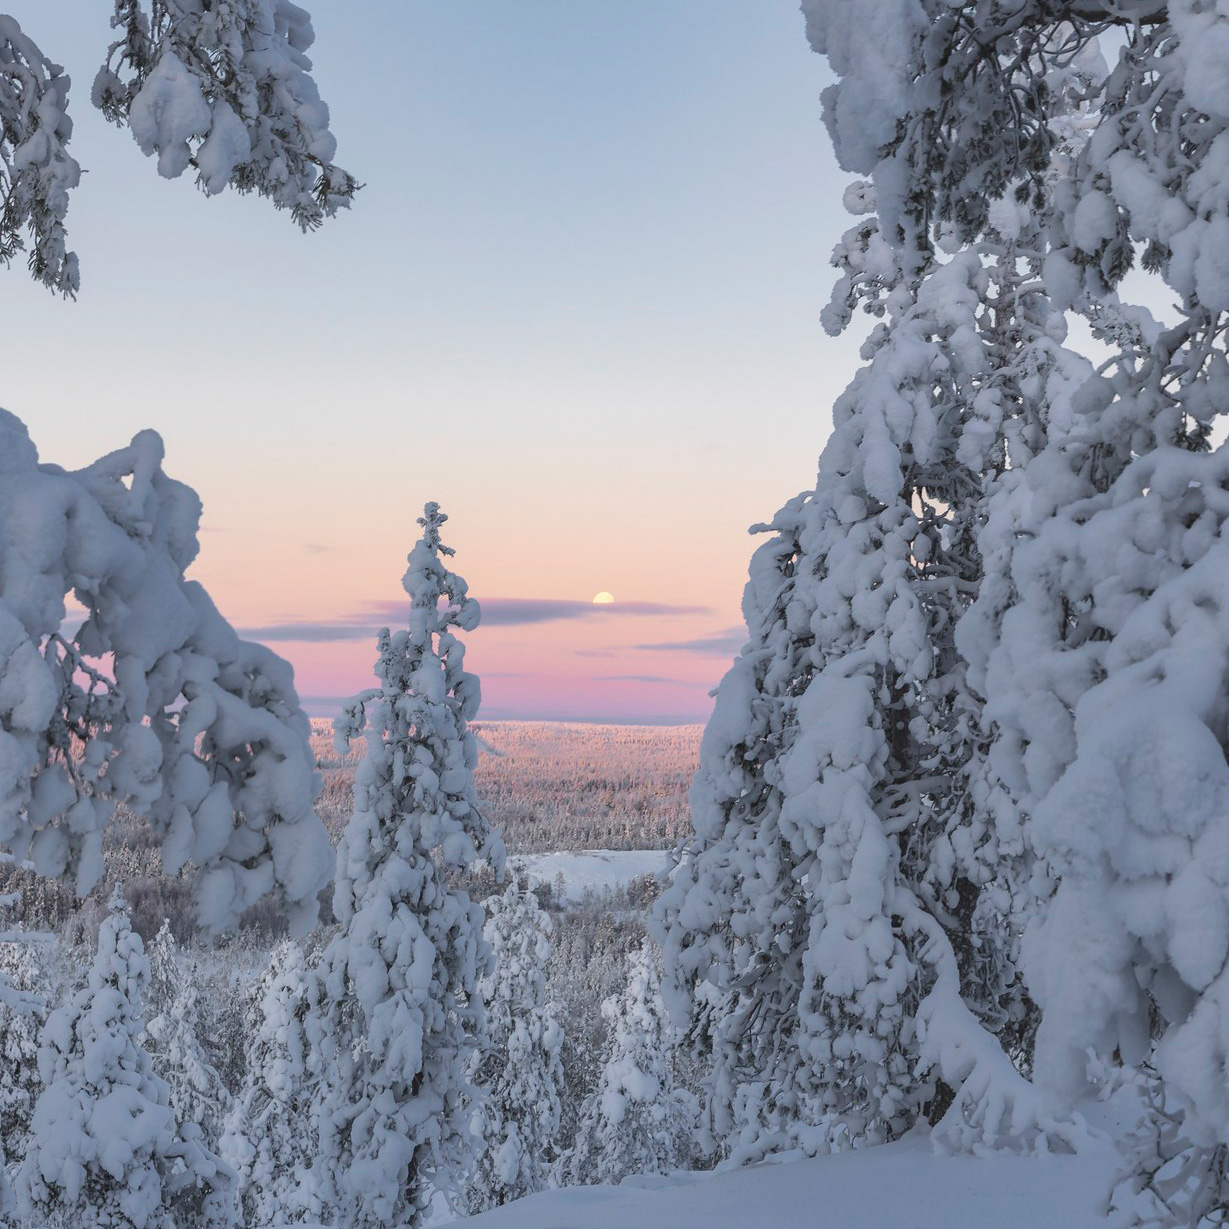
[443,1132,1133,1228]
[511,850,673,903]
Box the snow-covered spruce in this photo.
[799,2,1229,1219]
[222,940,320,1229]
[0,889,56,1222]
[0,413,334,935]
[19,886,236,1229]
[467,880,564,1213]
[144,922,233,1161]
[651,489,816,1160]
[309,503,506,1229]
[0,929,48,1180]
[564,940,696,1187]
[1016,16,1229,1217]
[94,0,357,229]
[656,198,1090,1158]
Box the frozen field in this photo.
[511,849,673,902]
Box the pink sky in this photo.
[196,501,756,723]
[7,0,863,722]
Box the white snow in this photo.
[511,850,672,903]
[443,1130,1133,1229]
[0,412,334,937]
[308,504,505,1229]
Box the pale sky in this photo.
[6,1,863,721]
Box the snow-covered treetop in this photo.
[0,0,355,294]
[0,412,334,936]
[333,500,503,882]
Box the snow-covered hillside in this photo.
[444,1134,1133,1229]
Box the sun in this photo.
[592,591,615,605]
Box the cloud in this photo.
[634,627,745,656]
[240,598,711,643]
[595,674,700,686]
[484,598,709,625]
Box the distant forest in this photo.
[0,722,700,944]
[317,720,699,853]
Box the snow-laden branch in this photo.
[0,2,355,294]
[899,890,1093,1156]
[0,15,79,293]
[95,0,357,230]
[0,412,333,935]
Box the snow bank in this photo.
[443,1132,1127,1228]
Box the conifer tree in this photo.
[19,886,236,1229]
[467,880,564,1213]
[808,2,1229,1215]
[657,216,1074,1158]
[0,933,47,1178]
[656,16,1117,1164]
[565,941,696,1186]
[982,13,1229,1214]
[652,490,816,1159]
[144,923,234,1162]
[309,503,505,1229]
[222,941,320,1229]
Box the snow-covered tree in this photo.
[0,1,354,295]
[0,16,79,294]
[564,941,696,1186]
[808,0,1229,1210]
[703,4,1229,1221]
[145,920,181,1022]
[95,0,357,231]
[222,940,320,1229]
[19,885,236,1229]
[0,888,56,1225]
[0,930,48,1176]
[656,9,1127,1166]
[1007,27,1229,1222]
[467,880,563,1213]
[656,216,1077,1160]
[309,503,506,1229]
[652,489,816,1160]
[144,923,233,1158]
[0,413,334,935]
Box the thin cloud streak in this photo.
[634,627,746,656]
[240,598,711,643]
[595,673,699,686]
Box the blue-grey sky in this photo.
[6,1,861,721]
